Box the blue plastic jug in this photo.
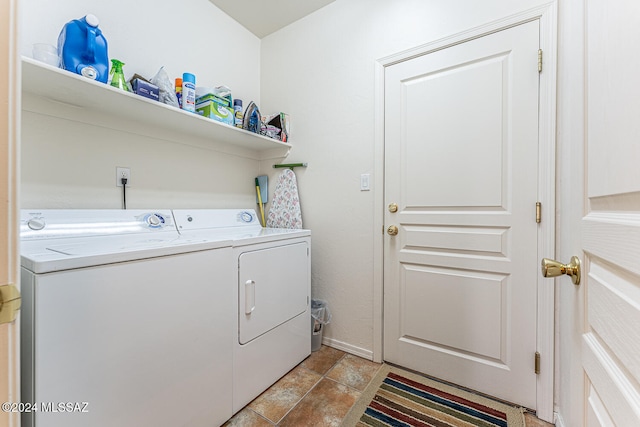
[58,14,109,83]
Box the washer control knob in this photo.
[146,214,162,227]
[27,218,46,230]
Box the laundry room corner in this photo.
[260,0,555,360]
[20,0,266,210]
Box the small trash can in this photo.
[311,299,331,352]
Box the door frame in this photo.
[1,0,21,425]
[372,2,557,422]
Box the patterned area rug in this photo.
[342,365,525,427]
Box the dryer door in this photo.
[239,241,309,345]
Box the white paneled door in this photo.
[384,21,540,409]
[580,1,640,425]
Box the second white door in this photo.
[384,20,540,409]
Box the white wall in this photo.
[260,0,552,357]
[20,0,263,209]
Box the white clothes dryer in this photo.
[172,209,311,413]
[20,209,234,427]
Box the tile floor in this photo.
[223,346,555,426]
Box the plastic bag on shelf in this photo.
[150,66,179,108]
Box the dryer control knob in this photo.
[240,211,254,223]
[27,218,46,230]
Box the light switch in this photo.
[360,174,371,191]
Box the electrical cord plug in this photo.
[121,177,128,209]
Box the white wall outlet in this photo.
[360,173,371,191]
[116,167,131,187]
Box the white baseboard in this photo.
[554,412,565,427]
[322,337,373,361]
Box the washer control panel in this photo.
[20,210,177,240]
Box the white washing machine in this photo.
[20,209,235,427]
[172,209,311,413]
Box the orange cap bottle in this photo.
[175,78,183,108]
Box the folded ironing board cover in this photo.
[267,168,302,229]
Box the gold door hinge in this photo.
[536,202,542,223]
[0,284,21,325]
[535,351,541,375]
[538,49,543,73]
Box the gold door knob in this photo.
[388,203,398,213]
[387,225,399,236]
[541,256,581,285]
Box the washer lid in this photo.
[20,233,230,274]
[19,209,232,273]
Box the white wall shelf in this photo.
[21,57,290,160]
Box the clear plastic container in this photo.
[32,43,60,67]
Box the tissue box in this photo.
[131,78,159,101]
[196,93,232,108]
[196,99,234,125]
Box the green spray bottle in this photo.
[109,59,130,92]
